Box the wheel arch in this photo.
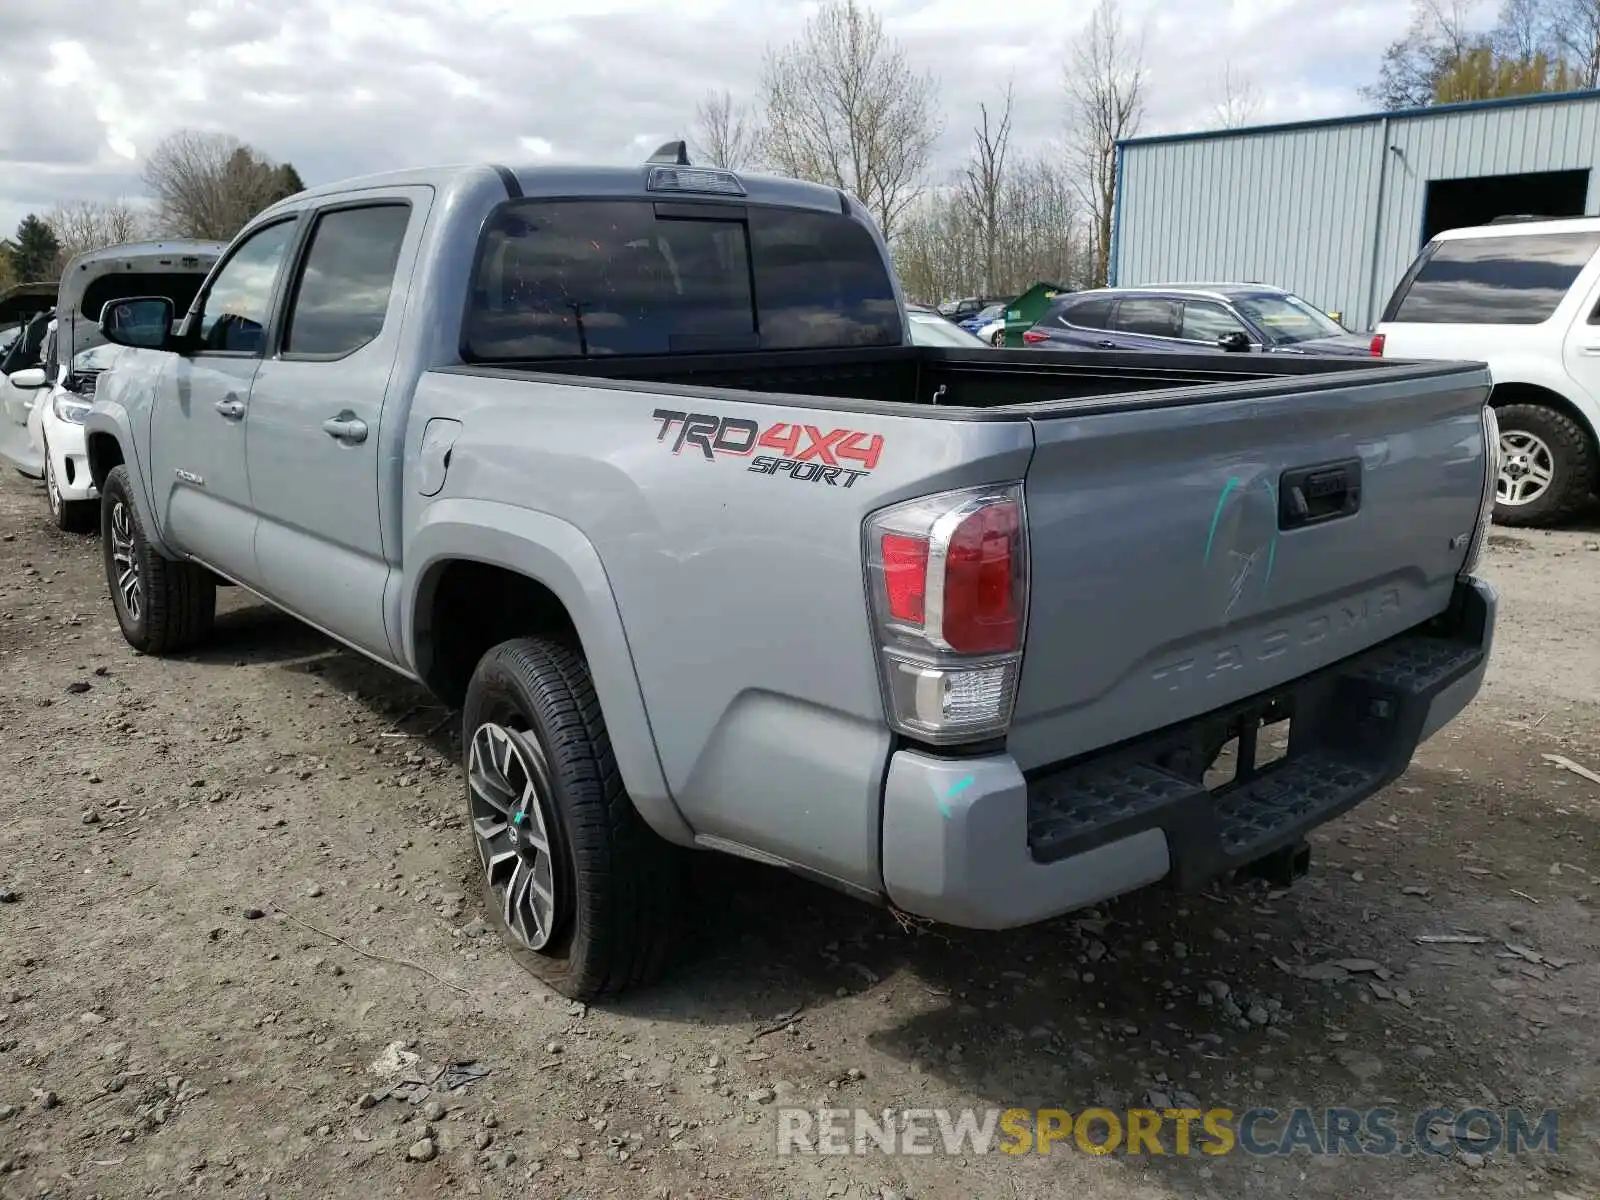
[1489,381,1600,463]
[83,408,178,557]
[85,429,125,491]
[403,499,693,847]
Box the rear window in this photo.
[1384,231,1600,325]
[463,199,902,360]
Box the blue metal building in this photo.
[1110,89,1600,331]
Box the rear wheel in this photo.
[1492,403,1597,527]
[462,637,682,1000]
[101,465,216,654]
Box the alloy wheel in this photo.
[108,500,142,622]
[1496,430,1554,507]
[467,722,560,951]
[44,443,61,518]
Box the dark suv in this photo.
[1023,284,1370,356]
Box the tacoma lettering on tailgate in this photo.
[651,409,884,488]
[1150,587,1405,691]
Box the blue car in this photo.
[959,302,1007,335]
[1021,284,1371,356]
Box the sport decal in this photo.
[650,409,885,488]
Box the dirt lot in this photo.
[0,468,1597,1200]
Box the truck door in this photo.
[243,192,424,663]
[149,218,299,582]
[1562,268,1600,411]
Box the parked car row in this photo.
[926,219,1600,528]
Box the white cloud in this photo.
[0,0,1398,240]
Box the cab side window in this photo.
[197,221,297,353]
[282,205,410,357]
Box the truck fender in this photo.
[83,405,176,558]
[402,498,695,847]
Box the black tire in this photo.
[1492,403,1598,527]
[462,637,683,1001]
[100,464,216,654]
[991,330,1005,348]
[44,438,96,533]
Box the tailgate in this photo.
[1007,364,1490,771]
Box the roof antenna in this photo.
[647,140,691,166]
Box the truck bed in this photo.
[453,343,1468,416]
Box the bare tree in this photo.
[759,0,942,244]
[957,84,1015,295]
[1364,0,1491,108]
[46,199,146,267]
[894,152,1088,306]
[690,89,762,169]
[1210,63,1263,129]
[1493,0,1554,59]
[1065,0,1145,287]
[1549,0,1600,84]
[141,129,305,241]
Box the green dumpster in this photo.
[996,281,1071,348]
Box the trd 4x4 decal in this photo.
[651,409,885,488]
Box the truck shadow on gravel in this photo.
[186,602,1596,1189]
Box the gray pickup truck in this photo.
[86,144,1499,1000]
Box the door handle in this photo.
[1096,339,1116,349]
[1581,342,1600,356]
[322,412,369,444]
[214,398,245,419]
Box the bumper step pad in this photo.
[1026,624,1486,890]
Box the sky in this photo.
[0,0,1429,242]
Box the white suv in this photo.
[1374,216,1600,526]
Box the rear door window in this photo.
[1112,297,1180,337]
[1058,297,1112,329]
[1384,231,1600,324]
[463,199,901,360]
[283,204,411,357]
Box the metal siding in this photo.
[1116,95,1600,330]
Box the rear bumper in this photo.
[881,575,1495,929]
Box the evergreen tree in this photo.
[8,215,61,282]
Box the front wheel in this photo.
[462,637,683,1001]
[101,465,216,654]
[1492,403,1598,527]
[44,437,96,533]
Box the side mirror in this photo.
[100,296,176,351]
[7,366,47,389]
[1217,331,1252,353]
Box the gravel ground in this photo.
[0,467,1597,1200]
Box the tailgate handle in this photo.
[1279,458,1361,530]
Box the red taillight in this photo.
[866,485,1028,742]
[941,501,1021,653]
[880,533,929,623]
[1022,330,1048,345]
[1369,332,1385,357]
